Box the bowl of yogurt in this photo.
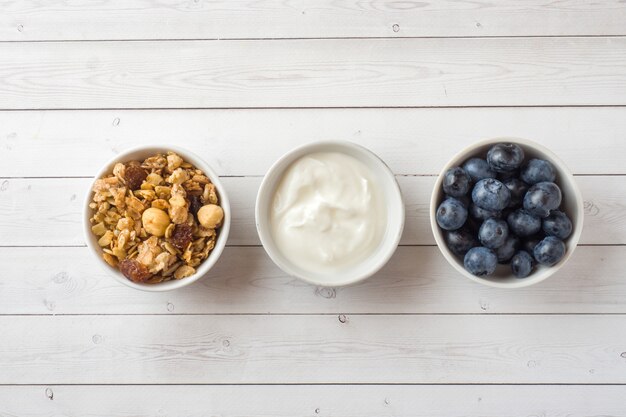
[256,141,404,287]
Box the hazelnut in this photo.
[197,204,224,229]
[141,207,171,237]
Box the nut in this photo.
[142,208,171,237]
[197,204,224,229]
[90,151,224,284]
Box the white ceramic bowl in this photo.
[430,137,584,288]
[256,141,405,287]
[84,145,231,291]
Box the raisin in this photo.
[169,224,194,251]
[187,191,203,217]
[119,258,153,283]
[124,164,148,190]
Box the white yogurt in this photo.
[270,151,386,273]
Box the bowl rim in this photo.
[429,137,584,288]
[255,140,405,287]
[83,144,231,292]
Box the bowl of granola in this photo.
[84,146,230,291]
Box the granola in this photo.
[89,151,224,284]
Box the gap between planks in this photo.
[3,35,626,44]
[2,383,626,386]
[3,105,626,111]
[2,313,626,317]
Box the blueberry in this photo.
[436,197,468,231]
[462,158,496,182]
[495,235,520,264]
[478,218,509,249]
[533,236,566,266]
[445,228,479,257]
[469,203,501,221]
[503,178,529,207]
[511,251,535,278]
[522,234,544,256]
[442,167,471,198]
[507,209,541,237]
[523,182,562,218]
[487,143,525,172]
[472,178,511,211]
[464,247,498,277]
[542,210,573,240]
[520,159,556,185]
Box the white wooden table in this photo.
[1,1,626,414]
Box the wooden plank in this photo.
[2,0,626,41]
[1,385,626,416]
[2,38,626,109]
[1,315,625,384]
[2,108,626,177]
[0,176,622,246]
[0,245,624,315]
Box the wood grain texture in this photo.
[2,108,626,177]
[2,0,626,396]
[1,385,626,416]
[0,246,624,315]
[0,176,622,246]
[1,315,626,384]
[2,0,626,40]
[2,38,626,109]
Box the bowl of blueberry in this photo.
[430,138,584,288]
